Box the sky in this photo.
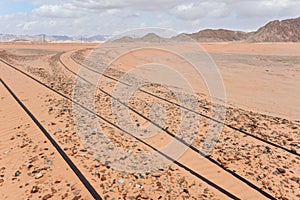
[0,0,299,36]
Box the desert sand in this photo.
[0,41,299,200]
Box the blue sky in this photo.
[0,0,36,15]
[0,0,299,36]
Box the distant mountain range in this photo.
[184,16,300,42]
[0,34,111,42]
[112,17,300,43]
[1,17,300,43]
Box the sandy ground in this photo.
[0,42,299,199]
[202,42,300,120]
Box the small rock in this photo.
[100,175,106,181]
[183,188,189,194]
[136,183,142,188]
[31,186,39,193]
[35,173,43,179]
[118,179,124,184]
[152,172,161,177]
[156,181,162,187]
[169,166,178,171]
[72,196,82,200]
[14,170,21,177]
[291,148,297,154]
[92,128,97,135]
[292,125,298,129]
[166,189,173,194]
[42,194,53,200]
[282,140,287,145]
[290,142,300,147]
[72,149,78,154]
[51,187,57,193]
[276,168,286,174]
[204,188,209,193]
[263,146,271,154]
[290,177,300,183]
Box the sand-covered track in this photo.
[0,51,280,199]
[58,52,280,199]
[59,52,286,199]
[70,50,299,157]
[0,56,244,200]
[0,78,103,200]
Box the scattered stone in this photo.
[42,194,53,200]
[152,172,161,177]
[290,142,300,147]
[276,168,286,174]
[291,148,297,154]
[118,179,124,184]
[183,188,189,194]
[204,188,209,193]
[92,128,97,135]
[14,170,21,177]
[31,186,39,193]
[263,146,271,154]
[290,177,300,183]
[35,173,43,179]
[100,175,106,181]
[282,140,287,145]
[51,187,57,194]
[166,189,173,194]
[292,125,298,129]
[252,119,258,123]
[156,181,162,187]
[135,183,142,188]
[169,166,178,171]
[72,196,82,200]
[72,149,78,154]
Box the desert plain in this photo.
[0,41,299,200]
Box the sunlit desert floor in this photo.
[0,42,299,200]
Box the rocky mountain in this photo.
[248,17,300,42]
[184,29,250,42]
[184,17,300,42]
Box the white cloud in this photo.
[171,1,230,20]
[0,0,299,35]
[33,4,81,18]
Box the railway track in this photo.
[0,56,245,199]
[0,51,280,199]
[0,78,103,200]
[70,51,299,157]
[57,53,280,199]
